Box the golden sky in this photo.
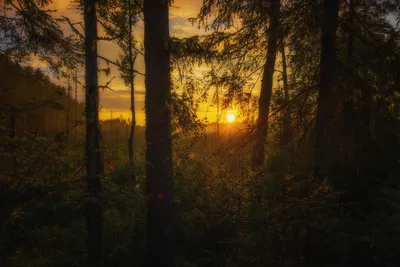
[44,0,220,125]
[25,1,400,126]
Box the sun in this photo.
[226,113,236,123]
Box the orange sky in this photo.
[42,0,223,125]
[25,1,400,126]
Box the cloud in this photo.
[171,0,202,18]
[100,88,145,109]
[169,13,208,38]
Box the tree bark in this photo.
[343,0,356,179]
[75,70,78,149]
[144,0,174,266]
[66,75,71,139]
[7,115,17,168]
[280,38,292,146]
[84,0,103,266]
[315,0,340,181]
[359,74,374,171]
[127,0,136,183]
[252,0,280,170]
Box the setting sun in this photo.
[227,113,236,123]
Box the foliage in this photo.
[0,0,82,75]
[1,0,400,267]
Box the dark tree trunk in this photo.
[315,0,340,181]
[84,0,103,266]
[66,76,71,139]
[280,38,292,146]
[358,77,375,171]
[75,70,79,149]
[252,0,280,170]
[8,115,15,152]
[7,115,17,169]
[144,0,174,266]
[343,0,356,179]
[127,0,136,183]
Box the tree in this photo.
[187,0,283,169]
[279,38,292,146]
[0,0,81,74]
[97,0,141,182]
[314,0,340,181]
[143,0,174,266]
[126,0,137,183]
[252,0,281,169]
[343,0,356,179]
[83,0,103,266]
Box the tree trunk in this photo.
[343,0,356,179]
[127,0,136,183]
[251,0,280,170]
[84,0,103,266]
[66,75,71,139]
[359,75,374,171]
[75,70,78,149]
[144,0,174,266]
[280,38,292,146]
[7,115,17,168]
[315,0,340,181]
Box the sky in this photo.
[42,0,218,126]
[34,1,399,126]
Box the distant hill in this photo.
[0,55,83,135]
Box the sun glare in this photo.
[227,113,236,123]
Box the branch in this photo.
[96,18,125,41]
[98,55,145,76]
[132,44,144,56]
[63,16,84,39]
[296,116,316,150]
[133,0,144,14]
[99,76,116,91]
[96,17,144,56]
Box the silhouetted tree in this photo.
[252,0,281,169]
[126,0,137,183]
[98,0,141,182]
[144,0,174,266]
[83,0,103,266]
[186,0,283,168]
[315,0,340,181]
[279,38,292,146]
[0,0,81,74]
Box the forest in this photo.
[0,0,399,266]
